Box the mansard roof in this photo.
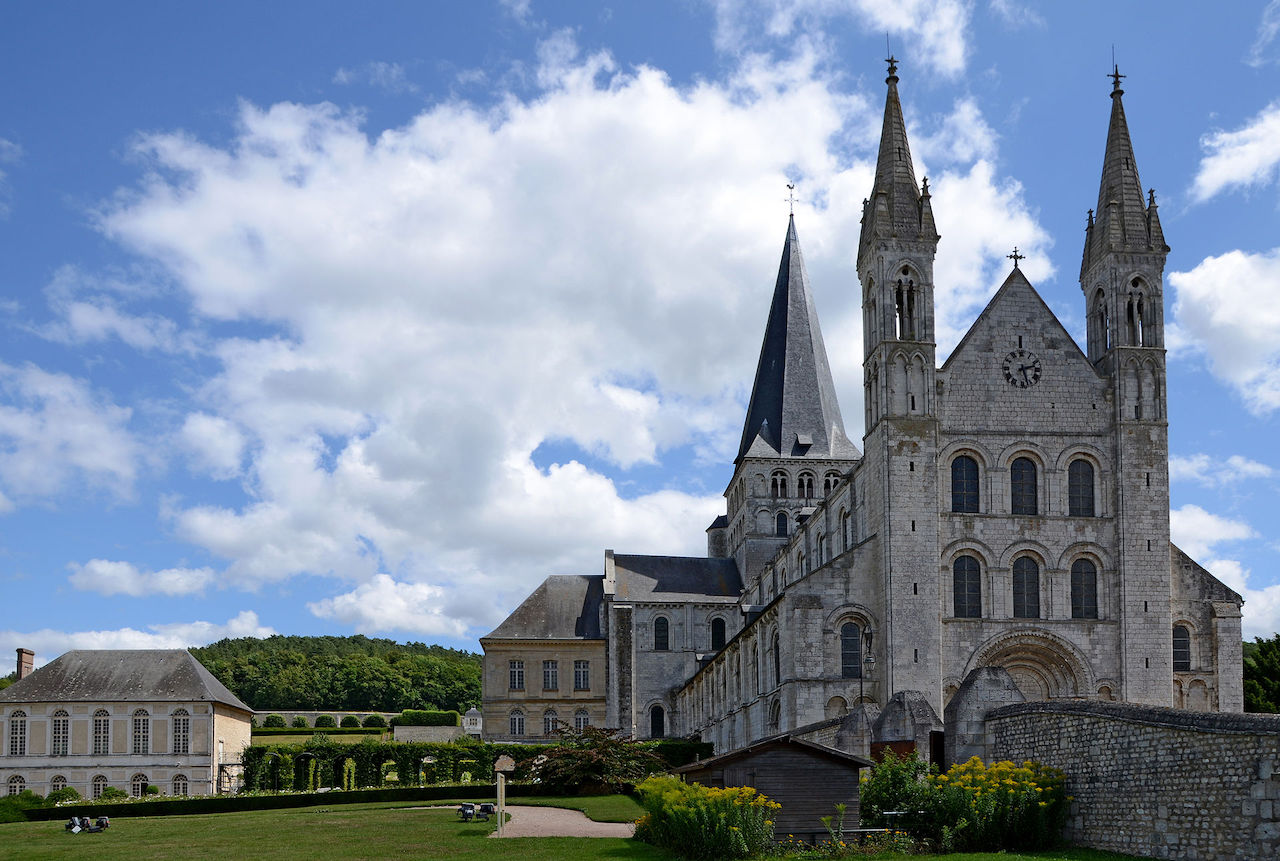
[0,649,251,712]
[611,554,742,602]
[1081,69,1168,276]
[482,574,604,640]
[737,216,858,464]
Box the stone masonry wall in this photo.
[987,701,1280,860]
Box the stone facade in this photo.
[482,62,1245,755]
[986,700,1280,860]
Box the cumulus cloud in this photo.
[709,0,972,77]
[0,362,139,505]
[38,265,194,353]
[1169,248,1280,413]
[86,34,1043,634]
[1170,506,1280,638]
[68,558,216,597]
[1190,101,1280,202]
[333,61,418,94]
[1170,453,1275,487]
[308,573,467,637]
[0,611,275,667]
[1169,504,1255,563]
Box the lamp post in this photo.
[859,628,876,704]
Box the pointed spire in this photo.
[738,216,858,463]
[1082,67,1168,275]
[859,58,936,265]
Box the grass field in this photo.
[0,798,1143,861]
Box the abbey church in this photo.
[480,62,1245,751]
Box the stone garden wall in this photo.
[986,700,1280,860]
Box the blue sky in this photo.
[3,1,1280,664]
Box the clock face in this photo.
[1002,349,1042,388]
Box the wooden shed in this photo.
[671,734,873,843]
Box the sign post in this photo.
[493,755,515,837]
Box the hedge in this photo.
[391,709,460,727]
[251,727,383,737]
[23,782,570,822]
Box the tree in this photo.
[528,724,664,795]
[1244,634,1280,713]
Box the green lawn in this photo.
[0,799,1142,861]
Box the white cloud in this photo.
[1190,101,1280,202]
[37,265,197,353]
[709,0,972,77]
[1205,557,1280,640]
[916,97,997,165]
[1170,453,1275,487]
[988,0,1044,29]
[332,61,418,94]
[68,558,215,597]
[179,412,246,480]
[308,573,467,637]
[1169,248,1280,413]
[0,362,139,505]
[1247,0,1280,67]
[1169,504,1255,562]
[89,36,1043,634]
[0,611,275,667]
[0,137,20,218]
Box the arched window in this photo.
[776,511,788,537]
[1012,557,1040,618]
[710,617,726,650]
[798,473,815,499]
[1071,559,1099,619]
[50,775,67,793]
[172,708,190,754]
[770,569,779,598]
[91,775,107,799]
[132,709,150,755]
[93,709,109,755]
[653,616,670,651]
[772,632,781,688]
[8,710,26,756]
[840,509,851,551]
[953,556,981,618]
[543,709,559,736]
[824,471,841,496]
[7,775,24,796]
[51,709,69,756]
[951,455,979,513]
[1068,459,1095,517]
[1010,457,1037,514]
[509,709,525,736]
[771,471,788,499]
[840,622,863,679]
[574,709,590,732]
[650,705,666,739]
[172,774,189,796]
[131,773,149,798]
[1173,625,1192,672]
[768,700,782,733]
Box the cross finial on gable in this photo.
[1110,63,1125,93]
[1007,247,1025,269]
[886,54,898,79]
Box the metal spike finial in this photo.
[1007,247,1025,269]
[785,183,799,215]
[1110,63,1125,93]
[886,53,898,79]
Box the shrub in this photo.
[46,786,81,804]
[393,709,459,727]
[340,715,362,728]
[529,724,665,794]
[859,749,934,831]
[143,784,160,796]
[362,714,387,728]
[634,775,779,860]
[291,715,309,728]
[262,713,287,728]
[100,787,129,801]
[314,714,337,728]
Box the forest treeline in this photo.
[190,635,482,713]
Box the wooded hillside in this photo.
[190,635,481,713]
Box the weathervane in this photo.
[1007,247,1025,269]
[786,183,799,215]
[1109,63,1125,92]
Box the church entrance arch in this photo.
[967,629,1093,701]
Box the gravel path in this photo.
[491,805,636,838]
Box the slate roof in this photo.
[737,216,859,463]
[612,554,742,602]
[482,574,604,640]
[671,732,873,773]
[1081,70,1168,277]
[0,649,251,712]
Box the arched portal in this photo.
[968,629,1094,701]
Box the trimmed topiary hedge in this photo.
[391,709,460,727]
[251,727,382,737]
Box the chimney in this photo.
[16,648,34,681]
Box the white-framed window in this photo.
[172,774,189,796]
[91,775,108,799]
[574,709,590,731]
[543,709,558,736]
[509,709,525,736]
[172,708,190,754]
[8,710,26,756]
[50,775,67,793]
[51,710,69,756]
[131,773,149,798]
[132,709,150,755]
[93,709,110,755]
[7,775,25,796]
[542,660,558,690]
[573,660,589,690]
[508,660,524,690]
